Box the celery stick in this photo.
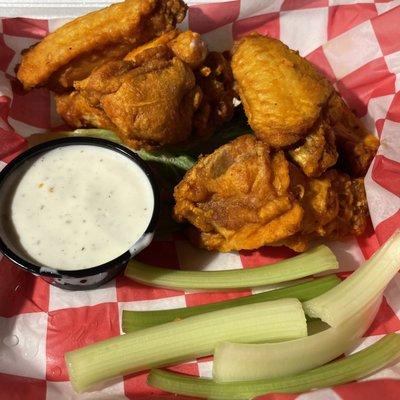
[213,297,380,382]
[125,245,338,290]
[148,333,400,400]
[122,275,340,333]
[303,231,400,327]
[66,298,306,393]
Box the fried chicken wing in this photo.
[123,30,180,62]
[168,31,208,68]
[124,31,234,139]
[231,34,333,147]
[173,135,304,252]
[232,34,379,178]
[56,53,200,148]
[17,0,187,90]
[174,134,370,253]
[55,28,234,148]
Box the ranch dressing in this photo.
[3,145,154,270]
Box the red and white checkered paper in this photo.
[1,1,400,399]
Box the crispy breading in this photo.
[174,134,370,253]
[193,52,235,137]
[123,30,179,61]
[168,31,208,68]
[289,163,339,236]
[173,135,304,252]
[48,42,134,92]
[288,120,338,177]
[321,170,369,238]
[289,163,369,240]
[56,36,233,148]
[55,91,117,132]
[124,30,208,68]
[17,0,187,90]
[60,55,200,148]
[231,34,333,147]
[232,34,378,178]
[327,93,379,177]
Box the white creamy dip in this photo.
[2,145,154,270]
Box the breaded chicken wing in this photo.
[56,53,200,149]
[124,32,234,138]
[174,134,370,253]
[56,30,234,148]
[232,34,378,178]
[173,135,304,252]
[231,34,333,147]
[17,0,187,90]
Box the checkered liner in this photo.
[1,1,400,399]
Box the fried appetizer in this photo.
[124,32,234,138]
[173,135,304,252]
[47,42,135,92]
[174,135,370,253]
[17,0,187,90]
[193,52,235,138]
[124,30,208,69]
[55,91,117,132]
[56,30,234,148]
[288,120,338,178]
[231,34,333,147]
[326,93,380,177]
[232,34,379,177]
[289,164,369,241]
[56,53,200,149]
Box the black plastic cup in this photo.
[0,137,160,290]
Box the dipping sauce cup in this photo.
[0,137,160,290]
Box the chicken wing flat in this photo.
[232,34,379,178]
[173,135,304,252]
[17,0,187,90]
[231,34,333,147]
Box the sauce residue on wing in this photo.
[0,145,154,270]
